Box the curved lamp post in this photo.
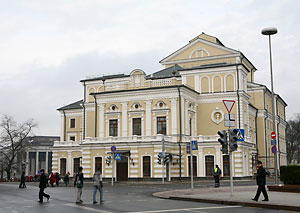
[261,27,278,184]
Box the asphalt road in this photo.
[0,181,293,213]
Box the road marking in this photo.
[136,200,147,202]
[24,206,34,208]
[64,203,112,213]
[126,205,242,213]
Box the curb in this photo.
[166,196,300,212]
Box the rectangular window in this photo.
[70,118,76,128]
[60,158,66,176]
[132,118,142,136]
[70,136,75,141]
[109,119,118,137]
[157,116,166,135]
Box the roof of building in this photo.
[146,64,182,79]
[25,136,60,146]
[80,74,130,82]
[57,100,83,111]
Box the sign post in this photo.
[111,146,116,186]
[162,136,165,184]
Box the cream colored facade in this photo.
[52,33,287,180]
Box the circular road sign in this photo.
[271,145,277,154]
[271,132,276,140]
[111,146,116,152]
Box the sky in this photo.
[0,0,299,136]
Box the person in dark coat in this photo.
[55,172,60,186]
[38,169,50,203]
[64,172,70,187]
[74,167,84,204]
[19,172,26,188]
[252,161,269,201]
[213,165,221,187]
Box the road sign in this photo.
[111,146,116,152]
[225,114,235,127]
[271,139,276,146]
[271,132,276,139]
[271,145,277,154]
[115,153,121,160]
[191,140,198,150]
[234,129,244,141]
[223,100,235,113]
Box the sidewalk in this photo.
[153,185,300,212]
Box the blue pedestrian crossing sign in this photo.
[191,140,198,150]
[234,129,245,141]
[115,153,121,160]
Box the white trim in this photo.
[200,76,210,93]
[212,74,223,93]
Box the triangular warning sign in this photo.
[223,100,235,113]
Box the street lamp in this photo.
[261,27,278,184]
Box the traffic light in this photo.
[218,130,228,154]
[106,156,111,165]
[229,129,238,152]
[157,153,162,165]
[164,153,171,164]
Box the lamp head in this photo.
[262,27,278,36]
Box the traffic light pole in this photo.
[190,142,194,190]
[112,153,114,186]
[162,136,165,184]
[230,149,233,196]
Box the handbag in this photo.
[76,174,83,188]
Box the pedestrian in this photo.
[19,172,26,188]
[64,172,70,187]
[252,160,269,202]
[55,172,60,186]
[49,172,55,187]
[93,167,103,204]
[213,165,221,187]
[37,169,50,203]
[74,166,84,204]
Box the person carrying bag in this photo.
[74,167,84,204]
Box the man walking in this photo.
[19,172,26,188]
[252,160,269,201]
[74,166,84,204]
[38,169,50,203]
[93,167,104,204]
[213,165,221,187]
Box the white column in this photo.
[195,75,200,92]
[36,152,39,173]
[99,104,105,137]
[67,151,72,174]
[145,100,152,136]
[25,151,29,176]
[198,147,204,177]
[122,102,128,137]
[171,98,177,135]
[45,152,49,173]
[185,101,189,135]
[216,148,221,169]
[181,97,185,136]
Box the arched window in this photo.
[205,155,214,176]
[95,157,102,173]
[143,156,151,177]
[73,158,80,174]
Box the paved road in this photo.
[0,181,292,213]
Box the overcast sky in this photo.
[0,0,299,136]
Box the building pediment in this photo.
[160,33,239,66]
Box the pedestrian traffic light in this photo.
[218,130,228,154]
[229,129,238,152]
[157,153,162,165]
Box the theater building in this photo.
[52,33,287,180]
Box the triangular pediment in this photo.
[160,33,239,65]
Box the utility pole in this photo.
[162,135,165,184]
[190,141,194,190]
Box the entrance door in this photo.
[223,155,230,176]
[205,155,214,176]
[117,156,128,181]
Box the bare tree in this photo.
[0,115,37,180]
[286,114,300,164]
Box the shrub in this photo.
[280,165,300,185]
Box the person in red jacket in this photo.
[49,172,56,187]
